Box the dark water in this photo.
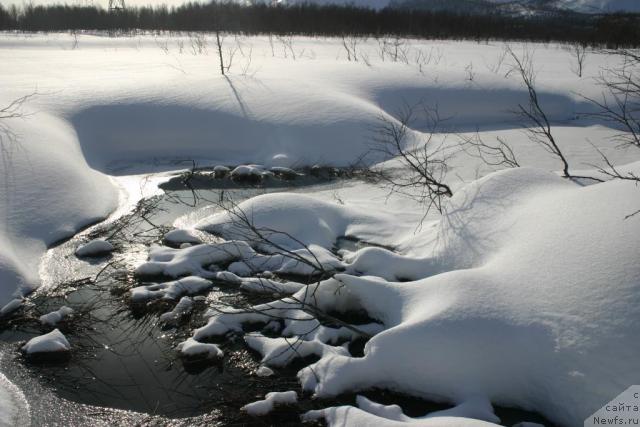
[0,171,555,427]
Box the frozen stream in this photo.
[0,170,554,426]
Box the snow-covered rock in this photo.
[75,239,114,257]
[241,391,298,416]
[159,296,193,324]
[39,306,73,326]
[21,329,70,355]
[255,366,274,377]
[135,242,255,278]
[215,271,305,294]
[163,229,203,246]
[177,338,223,359]
[230,165,267,181]
[130,276,212,302]
[213,165,231,177]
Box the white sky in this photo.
[0,0,205,8]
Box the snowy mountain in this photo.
[487,0,640,14]
[279,0,640,14]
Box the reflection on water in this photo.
[0,175,345,425]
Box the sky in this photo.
[0,0,205,7]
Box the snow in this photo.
[303,408,500,427]
[1,34,637,305]
[255,366,274,377]
[241,391,298,416]
[163,229,203,246]
[213,165,231,174]
[230,165,269,180]
[196,193,395,251]
[303,395,500,426]
[75,239,114,257]
[159,296,193,324]
[295,168,640,427]
[3,0,640,12]
[1,33,640,425]
[0,373,29,427]
[130,276,212,301]
[21,329,70,354]
[176,337,224,359]
[184,165,640,426]
[0,299,22,317]
[39,306,73,326]
[135,242,255,278]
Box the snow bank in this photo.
[241,391,298,416]
[294,168,640,427]
[187,166,640,426]
[1,34,636,307]
[303,395,500,426]
[21,329,70,355]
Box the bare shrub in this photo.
[369,102,454,214]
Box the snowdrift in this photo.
[0,34,637,324]
[184,166,640,426]
[290,168,640,426]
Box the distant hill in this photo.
[276,0,640,14]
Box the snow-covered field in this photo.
[1,33,639,426]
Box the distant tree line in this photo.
[0,2,638,47]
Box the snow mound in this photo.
[255,366,274,377]
[21,329,70,354]
[135,239,341,279]
[215,270,305,294]
[159,296,193,324]
[177,338,224,359]
[303,395,500,426]
[230,164,270,180]
[197,193,377,250]
[130,276,212,301]
[39,306,73,326]
[75,239,114,257]
[241,391,298,416]
[163,229,204,246]
[295,168,640,427]
[135,242,254,278]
